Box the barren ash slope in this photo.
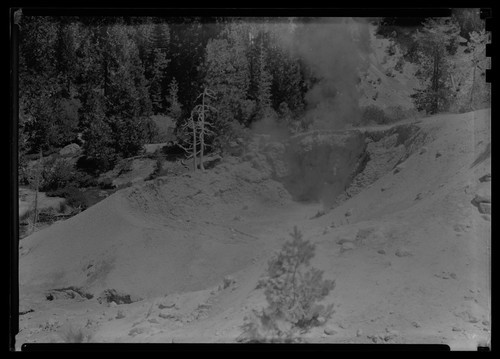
[17,108,490,350]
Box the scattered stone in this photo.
[478,203,491,215]
[338,322,349,329]
[449,272,457,280]
[479,173,491,183]
[355,228,375,242]
[116,310,126,319]
[341,242,355,252]
[97,289,139,305]
[394,163,405,174]
[324,326,338,336]
[454,310,480,324]
[223,275,236,289]
[336,236,355,245]
[317,316,327,325]
[128,327,144,337]
[381,184,391,192]
[395,248,413,257]
[411,321,421,328]
[233,215,242,221]
[158,296,178,309]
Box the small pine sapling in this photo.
[240,226,335,343]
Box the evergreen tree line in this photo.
[19,16,308,173]
[376,9,490,115]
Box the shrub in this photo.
[38,157,74,192]
[360,105,391,125]
[47,186,88,210]
[98,178,115,190]
[60,325,93,343]
[239,226,335,343]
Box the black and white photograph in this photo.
[11,8,491,350]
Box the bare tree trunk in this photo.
[192,116,197,172]
[470,54,477,108]
[32,150,42,234]
[199,89,206,171]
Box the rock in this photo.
[452,326,461,332]
[478,203,491,214]
[381,184,391,192]
[435,151,442,158]
[395,248,413,257]
[393,163,405,174]
[411,321,421,328]
[59,143,81,157]
[414,193,423,201]
[317,316,327,325]
[479,173,491,182]
[481,214,491,221]
[341,242,355,252]
[116,310,126,319]
[474,183,491,204]
[223,275,236,289]
[336,236,355,245]
[338,322,349,329]
[109,301,117,308]
[158,296,178,309]
[355,228,375,242]
[345,209,353,217]
[324,326,338,336]
[356,329,363,337]
[377,249,386,255]
[419,147,428,155]
[148,318,159,324]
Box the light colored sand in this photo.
[16,109,491,350]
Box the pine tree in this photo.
[166,77,182,119]
[411,18,460,114]
[467,29,490,109]
[255,34,273,118]
[204,22,254,139]
[240,226,335,343]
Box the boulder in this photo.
[474,182,491,204]
[395,247,413,257]
[478,203,491,215]
[59,143,81,157]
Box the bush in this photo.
[60,325,93,343]
[39,157,74,192]
[98,178,115,190]
[46,186,88,210]
[360,105,391,125]
[239,226,335,343]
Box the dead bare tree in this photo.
[31,150,42,234]
[178,87,217,172]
